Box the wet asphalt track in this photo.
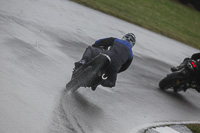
[0,0,200,133]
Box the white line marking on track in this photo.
[153,126,180,133]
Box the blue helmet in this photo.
[122,33,136,47]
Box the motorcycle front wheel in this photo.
[159,72,182,91]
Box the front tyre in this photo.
[159,72,181,91]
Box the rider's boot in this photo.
[74,59,86,70]
[171,58,191,72]
[72,59,86,79]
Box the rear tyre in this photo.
[66,66,93,93]
[66,53,111,93]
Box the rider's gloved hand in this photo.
[171,57,191,72]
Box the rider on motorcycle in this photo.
[74,33,136,90]
[171,52,200,92]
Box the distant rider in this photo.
[74,33,136,91]
[171,52,200,92]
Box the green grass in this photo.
[186,124,200,133]
[71,0,200,49]
[144,124,200,133]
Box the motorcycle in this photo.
[159,60,199,92]
[65,53,111,94]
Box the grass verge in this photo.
[186,124,200,133]
[71,0,200,49]
[144,124,200,133]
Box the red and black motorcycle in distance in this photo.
[159,60,200,92]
